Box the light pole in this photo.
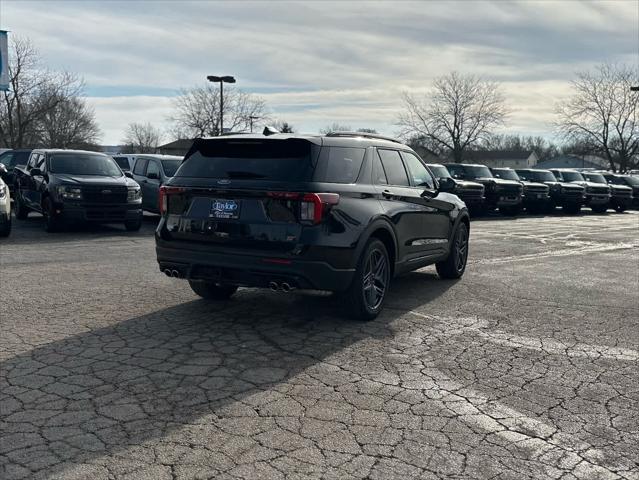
[207,75,236,135]
[249,116,259,133]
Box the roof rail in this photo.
[325,131,402,144]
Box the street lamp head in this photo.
[207,75,236,83]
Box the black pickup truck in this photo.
[516,169,585,214]
[427,164,485,213]
[13,149,143,232]
[550,169,611,213]
[491,167,550,214]
[445,163,523,215]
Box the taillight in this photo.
[267,192,340,224]
[159,186,185,214]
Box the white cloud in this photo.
[3,0,637,144]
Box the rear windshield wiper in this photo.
[225,171,266,179]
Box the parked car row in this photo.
[0,149,181,234]
[427,163,637,216]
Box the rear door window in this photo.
[146,160,161,178]
[378,149,409,186]
[133,158,148,175]
[313,147,365,183]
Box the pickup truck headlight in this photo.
[57,186,82,200]
[127,186,142,203]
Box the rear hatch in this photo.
[159,137,340,253]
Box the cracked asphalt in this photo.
[1,211,638,480]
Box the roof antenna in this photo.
[263,126,280,136]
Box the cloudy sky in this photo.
[1,0,637,144]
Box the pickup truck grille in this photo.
[563,189,583,198]
[525,186,549,194]
[498,185,523,195]
[587,185,609,195]
[458,186,484,200]
[82,186,128,203]
[612,188,632,198]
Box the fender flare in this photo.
[352,217,399,269]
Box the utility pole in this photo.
[249,116,259,133]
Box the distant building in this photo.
[463,150,538,168]
[157,139,193,157]
[536,155,608,170]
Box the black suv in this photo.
[13,149,143,232]
[491,167,550,214]
[550,169,611,213]
[516,169,585,214]
[582,172,632,213]
[156,133,470,320]
[600,172,639,210]
[445,163,523,215]
[428,164,485,213]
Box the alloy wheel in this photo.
[455,227,469,272]
[362,248,389,310]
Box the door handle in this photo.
[382,189,392,199]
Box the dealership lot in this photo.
[1,213,638,479]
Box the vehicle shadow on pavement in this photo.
[0,276,455,477]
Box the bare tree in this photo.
[0,36,88,148]
[273,120,295,133]
[171,84,268,137]
[557,64,638,172]
[319,123,351,134]
[398,72,509,162]
[36,96,100,149]
[122,122,163,153]
[480,133,559,162]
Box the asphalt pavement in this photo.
[1,211,638,479]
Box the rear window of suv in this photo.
[175,139,365,184]
[176,139,317,181]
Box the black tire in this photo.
[14,192,29,220]
[544,201,556,214]
[563,204,581,215]
[345,238,391,321]
[614,204,626,213]
[189,280,238,300]
[436,222,469,280]
[42,197,61,232]
[500,205,521,216]
[0,218,10,237]
[591,204,608,214]
[124,217,142,231]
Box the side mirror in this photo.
[30,168,43,176]
[147,172,159,180]
[438,177,456,192]
[124,171,134,179]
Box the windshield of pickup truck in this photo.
[161,160,182,177]
[583,173,607,184]
[428,165,451,178]
[49,153,123,176]
[492,169,520,181]
[461,165,493,178]
[557,171,584,182]
[609,175,639,186]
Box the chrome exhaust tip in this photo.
[171,270,180,278]
[268,281,279,292]
[164,269,172,277]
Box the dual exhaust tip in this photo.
[164,269,293,292]
[269,281,294,293]
[164,269,182,278]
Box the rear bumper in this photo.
[56,202,142,223]
[156,242,356,292]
